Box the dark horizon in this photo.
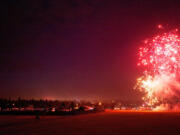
[1,0,180,100]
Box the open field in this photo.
[0,110,180,135]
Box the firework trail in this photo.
[135,26,180,110]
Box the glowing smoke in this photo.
[135,26,180,110]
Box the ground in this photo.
[0,110,180,135]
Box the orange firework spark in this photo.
[135,26,180,106]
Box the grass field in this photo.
[0,110,180,135]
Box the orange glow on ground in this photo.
[105,109,180,113]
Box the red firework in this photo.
[136,26,180,106]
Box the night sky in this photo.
[1,0,180,100]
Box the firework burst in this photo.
[135,26,180,107]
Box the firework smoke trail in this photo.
[135,26,180,110]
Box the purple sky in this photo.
[1,0,180,100]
